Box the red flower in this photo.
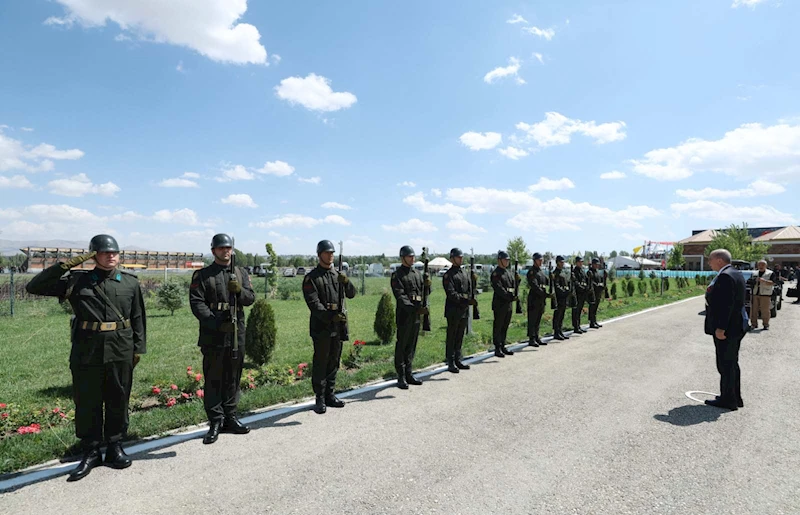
[30,423,40,431]
[59,412,67,419]
[166,398,177,407]
[288,368,294,375]
[1,413,8,419]
[195,373,202,382]
[248,382,255,389]
[52,408,61,414]
[298,363,308,370]
[196,389,204,398]
[187,366,192,371]
[170,384,178,390]
[181,392,191,399]
[297,370,303,379]
[0,403,6,408]
[152,387,161,395]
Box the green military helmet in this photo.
[399,245,415,257]
[89,234,119,253]
[497,250,510,260]
[556,255,565,263]
[450,247,464,258]
[591,258,600,265]
[316,239,336,255]
[574,255,584,263]
[532,252,543,260]
[211,233,234,249]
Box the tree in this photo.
[156,281,184,315]
[373,292,396,344]
[506,236,529,264]
[291,256,306,268]
[667,243,686,270]
[619,250,631,257]
[609,250,618,258]
[704,223,769,263]
[626,279,635,297]
[264,243,278,298]
[245,299,277,366]
[542,251,555,266]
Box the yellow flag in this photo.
[633,246,643,254]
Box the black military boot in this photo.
[447,361,460,373]
[494,346,506,358]
[221,416,250,435]
[537,337,547,346]
[455,360,471,370]
[553,333,565,341]
[397,375,409,389]
[203,420,222,444]
[405,373,423,386]
[560,331,570,339]
[314,395,327,414]
[67,446,102,482]
[325,394,345,408]
[104,442,132,469]
[501,346,514,356]
[528,338,540,347]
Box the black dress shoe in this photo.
[447,363,460,373]
[538,338,547,346]
[595,323,603,328]
[222,416,250,434]
[67,448,102,482]
[528,340,540,347]
[494,348,506,358]
[560,332,570,339]
[104,442,132,469]
[397,377,409,389]
[704,399,738,410]
[405,374,423,386]
[455,360,471,370]
[553,334,565,341]
[203,420,222,444]
[325,395,345,408]
[314,396,327,414]
[501,346,514,356]
[716,395,744,408]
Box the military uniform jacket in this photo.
[443,266,471,319]
[190,262,255,348]
[302,265,356,338]
[491,267,515,310]
[526,266,548,304]
[572,267,590,294]
[26,264,146,365]
[391,265,428,326]
[587,268,605,294]
[553,268,570,304]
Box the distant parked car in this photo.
[437,267,450,277]
[283,267,296,277]
[296,267,306,276]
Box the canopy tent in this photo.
[607,256,661,270]
[427,256,452,271]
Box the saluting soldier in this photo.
[302,240,356,414]
[490,250,517,357]
[551,256,571,340]
[190,233,255,445]
[390,245,430,389]
[26,234,146,482]
[571,256,592,334]
[443,248,476,373]
[587,258,605,329]
[526,252,548,347]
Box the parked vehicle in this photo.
[296,267,306,276]
[283,267,296,277]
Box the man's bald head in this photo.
[708,249,732,272]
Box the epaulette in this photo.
[119,269,138,278]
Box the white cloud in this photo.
[0,132,84,173]
[158,177,199,188]
[732,0,768,8]
[516,112,627,148]
[459,131,502,151]
[176,61,185,73]
[298,176,321,184]
[484,57,523,84]
[0,208,22,219]
[321,202,352,210]
[403,192,467,215]
[506,14,528,24]
[114,33,131,42]
[182,172,200,179]
[20,127,34,132]
[47,173,120,197]
[528,177,575,191]
[397,181,417,187]
[431,188,442,197]
[445,213,486,233]
[498,146,529,160]
[46,0,268,64]
[675,180,786,200]
[532,52,544,64]
[271,54,281,64]
[217,164,255,182]
[251,213,350,229]
[450,233,479,242]
[523,26,555,40]
[275,73,357,112]
[621,233,649,242]
[152,208,201,226]
[381,218,438,233]
[670,200,796,225]
[221,193,258,208]
[257,160,294,176]
[600,170,626,180]
[0,175,34,189]
[630,122,800,182]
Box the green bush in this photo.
[626,279,635,297]
[59,299,73,314]
[637,279,647,295]
[156,280,184,315]
[650,278,660,293]
[649,271,657,279]
[662,277,670,291]
[639,269,646,280]
[610,282,618,300]
[277,280,301,301]
[245,299,278,366]
[373,291,395,344]
[260,364,295,386]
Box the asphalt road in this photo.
[3,293,799,514]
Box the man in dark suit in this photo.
[704,249,746,411]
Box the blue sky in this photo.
[0,0,798,257]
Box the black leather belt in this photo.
[79,320,131,332]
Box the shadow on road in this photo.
[653,404,724,426]
[249,410,302,430]
[345,388,396,405]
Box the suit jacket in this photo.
[704,264,746,339]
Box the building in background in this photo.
[680,226,799,271]
[21,247,204,272]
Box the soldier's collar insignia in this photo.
[116,273,122,281]
[91,273,98,281]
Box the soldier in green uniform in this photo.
[189,233,255,445]
[587,258,605,329]
[552,256,570,340]
[443,248,476,373]
[571,256,592,334]
[490,250,517,357]
[526,252,548,347]
[302,240,356,414]
[26,234,146,482]
[390,245,430,389]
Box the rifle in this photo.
[514,259,522,314]
[338,241,349,341]
[602,262,610,299]
[470,256,480,320]
[230,237,238,361]
[567,266,577,308]
[548,262,556,310]
[421,247,431,332]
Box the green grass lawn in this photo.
[0,276,704,475]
